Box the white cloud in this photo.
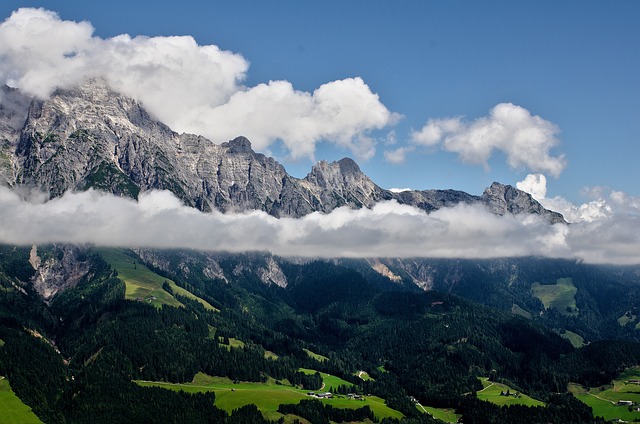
[411,103,566,177]
[516,174,547,201]
[0,8,397,161]
[384,130,398,146]
[384,146,415,164]
[198,78,396,160]
[1,186,640,265]
[540,186,640,225]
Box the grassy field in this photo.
[618,311,637,326]
[570,367,640,421]
[98,248,216,311]
[298,368,354,390]
[531,277,578,316]
[477,378,544,407]
[264,350,279,360]
[137,372,403,421]
[560,330,585,348]
[420,405,460,423]
[355,370,374,381]
[511,303,532,319]
[302,348,328,363]
[218,337,245,350]
[0,377,42,424]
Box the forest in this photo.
[1,244,640,423]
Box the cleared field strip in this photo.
[98,248,217,311]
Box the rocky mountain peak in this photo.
[223,136,253,154]
[337,157,362,175]
[481,182,565,224]
[0,80,566,223]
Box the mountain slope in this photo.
[0,79,565,222]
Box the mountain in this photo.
[1,244,636,424]
[0,79,565,223]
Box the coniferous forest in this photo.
[1,244,640,423]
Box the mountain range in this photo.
[0,78,565,223]
[7,78,640,424]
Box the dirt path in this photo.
[477,382,494,393]
[587,393,615,404]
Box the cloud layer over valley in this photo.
[1,187,639,265]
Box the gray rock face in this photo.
[29,245,92,301]
[481,182,566,224]
[0,79,565,223]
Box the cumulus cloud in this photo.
[0,8,396,160]
[411,103,566,177]
[517,174,547,201]
[199,78,396,160]
[1,186,639,265]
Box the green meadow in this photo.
[531,277,579,316]
[355,370,374,381]
[302,348,328,363]
[618,311,637,326]
[570,367,640,422]
[137,372,403,421]
[560,330,585,348]
[476,378,544,407]
[98,248,216,311]
[298,368,354,390]
[420,405,460,423]
[0,377,42,424]
[511,303,532,319]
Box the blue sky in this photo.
[0,0,638,203]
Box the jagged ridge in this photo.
[0,79,565,223]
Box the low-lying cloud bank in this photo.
[1,187,639,265]
[0,8,397,160]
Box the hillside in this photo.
[1,244,640,422]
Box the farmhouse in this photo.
[617,400,633,406]
[316,392,333,399]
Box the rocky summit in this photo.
[0,79,565,223]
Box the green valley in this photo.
[1,245,640,423]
